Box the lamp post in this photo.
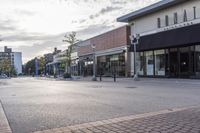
[91,44,97,81]
[129,34,140,81]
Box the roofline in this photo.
[117,0,188,23]
[74,25,129,46]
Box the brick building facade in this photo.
[75,26,131,77]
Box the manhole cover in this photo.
[0,82,7,85]
[90,85,103,88]
[126,86,137,89]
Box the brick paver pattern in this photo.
[34,107,200,133]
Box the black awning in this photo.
[133,23,200,51]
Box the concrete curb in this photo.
[33,106,196,133]
[0,101,12,133]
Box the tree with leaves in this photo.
[63,32,80,73]
[24,59,35,75]
[0,59,12,76]
[24,57,46,75]
[38,56,45,75]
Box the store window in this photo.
[195,45,200,74]
[165,15,169,26]
[157,18,161,28]
[154,50,165,76]
[97,53,125,77]
[144,51,154,76]
[183,9,187,22]
[174,12,178,24]
[137,52,144,76]
[118,53,126,76]
[193,6,197,19]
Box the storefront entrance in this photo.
[168,48,179,78]
[97,53,126,77]
[135,23,200,79]
[137,45,200,79]
[166,47,192,78]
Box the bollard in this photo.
[100,74,102,82]
[114,73,116,82]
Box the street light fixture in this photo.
[91,44,97,81]
[129,34,140,81]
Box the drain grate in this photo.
[90,85,103,88]
[126,86,137,89]
[0,82,7,86]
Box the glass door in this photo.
[179,47,190,78]
[195,45,200,76]
[169,48,179,77]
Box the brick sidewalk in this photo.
[0,101,12,133]
[34,107,200,133]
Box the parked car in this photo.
[0,74,8,79]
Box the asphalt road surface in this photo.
[0,77,200,133]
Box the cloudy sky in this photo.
[0,0,159,63]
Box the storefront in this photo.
[137,46,200,78]
[135,23,200,78]
[97,52,126,77]
[79,55,94,77]
[77,26,130,77]
[70,59,79,76]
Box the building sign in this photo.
[158,7,197,32]
[163,21,194,31]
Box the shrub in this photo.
[63,72,71,78]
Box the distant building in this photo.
[0,46,22,75]
[45,47,64,76]
[70,44,79,76]
[51,50,68,76]
[44,47,61,64]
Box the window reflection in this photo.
[97,53,125,77]
[196,45,200,74]
[144,51,154,76]
[155,50,165,76]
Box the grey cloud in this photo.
[89,6,121,19]
[0,25,16,31]
[0,19,17,32]
[110,1,127,5]
[14,9,36,16]
[100,6,121,14]
[2,32,64,42]
[76,24,114,40]
[16,40,64,63]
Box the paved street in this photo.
[0,77,200,133]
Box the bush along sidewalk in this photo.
[63,72,72,79]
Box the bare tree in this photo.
[63,32,80,73]
[63,32,79,45]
